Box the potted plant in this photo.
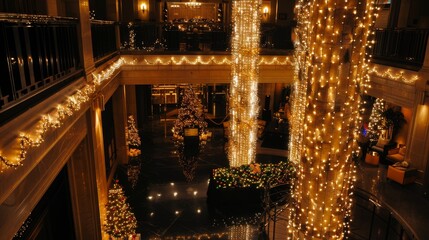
[382,106,406,140]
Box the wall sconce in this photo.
[263,6,269,17]
[140,3,147,13]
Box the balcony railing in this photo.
[91,20,118,63]
[119,21,294,54]
[0,14,82,124]
[261,188,418,239]
[372,28,429,70]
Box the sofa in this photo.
[386,146,406,164]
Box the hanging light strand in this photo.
[0,58,125,171]
[288,0,378,238]
[228,0,261,167]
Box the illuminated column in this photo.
[229,225,253,240]
[288,0,377,239]
[228,0,261,167]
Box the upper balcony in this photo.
[0,13,82,125]
[117,21,294,55]
[0,13,295,126]
[371,28,429,71]
[2,3,429,127]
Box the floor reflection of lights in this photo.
[141,179,262,239]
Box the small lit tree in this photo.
[125,115,141,188]
[104,181,137,238]
[368,98,386,141]
[126,115,141,149]
[172,85,208,181]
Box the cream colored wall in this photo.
[367,64,416,108]
[0,111,89,239]
[118,55,294,85]
[408,104,429,179]
[394,107,412,146]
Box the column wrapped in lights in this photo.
[288,0,377,239]
[228,0,261,167]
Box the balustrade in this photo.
[91,20,117,63]
[372,28,429,69]
[0,14,81,124]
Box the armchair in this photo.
[386,146,406,164]
[369,137,396,163]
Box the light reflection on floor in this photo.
[121,118,282,240]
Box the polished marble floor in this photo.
[118,117,284,240]
[118,116,429,240]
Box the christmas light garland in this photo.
[228,0,261,167]
[368,66,419,84]
[0,52,288,172]
[288,0,378,238]
[0,58,125,171]
[133,55,293,66]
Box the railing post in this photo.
[76,0,95,75]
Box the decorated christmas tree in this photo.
[127,162,141,189]
[172,85,207,146]
[368,98,386,141]
[172,85,208,181]
[126,115,141,149]
[104,181,137,238]
[125,115,141,188]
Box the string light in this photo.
[288,0,378,239]
[104,181,137,238]
[368,66,419,84]
[211,162,295,189]
[149,232,228,240]
[228,0,261,167]
[122,55,293,66]
[0,58,125,171]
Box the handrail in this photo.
[90,19,116,25]
[0,13,77,24]
[353,187,419,240]
[371,28,429,69]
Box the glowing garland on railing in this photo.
[136,56,293,66]
[0,58,125,171]
[228,0,261,167]
[368,66,419,84]
[288,0,378,239]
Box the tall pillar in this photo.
[105,0,121,51]
[228,0,261,167]
[410,37,429,188]
[126,85,138,120]
[65,0,95,74]
[288,0,377,238]
[112,86,128,165]
[46,0,59,16]
[87,104,108,239]
[68,137,102,240]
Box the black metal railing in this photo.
[372,28,429,69]
[349,189,418,240]
[261,188,418,240]
[119,21,294,53]
[0,14,82,124]
[91,20,117,62]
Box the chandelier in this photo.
[185,1,201,8]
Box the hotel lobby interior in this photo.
[1,0,429,239]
